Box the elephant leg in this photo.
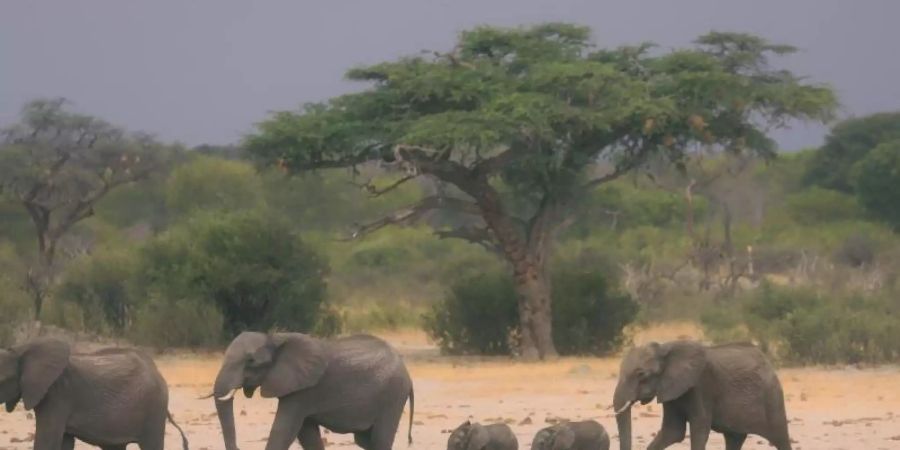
[33,412,67,450]
[688,418,711,450]
[61,435,75,450]
[353,429,373,450]
[297,419,325,450]
[648,404,686,450]
[724,432,746,450]
[264,400,306,450]
[367,407,404,450]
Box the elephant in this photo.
[211,331,415,450]
[612,340,792,450]
[531,420,609,450]
[447,420,518,450]
[0,337,189,450]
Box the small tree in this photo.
[0,98,175,319]
[246,25,836,359]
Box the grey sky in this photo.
[2,0,898,150]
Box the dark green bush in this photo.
[551,260,639,355]
[422,269,519,355]
[135,210,330,340]
[702,282,900,364]
[423,260,638,356]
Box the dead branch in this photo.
[434,226,501,254]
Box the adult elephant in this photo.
[0,337,188,450]
[212,332,415,450]
[612,340,791,450]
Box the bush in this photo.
[135,210,330,341]
[129,294,225,348]
[702,282,900,364]
[55,248,138,334]
[784,187,864,225]
[551,260,639,355]
[423,269,519,355]
[423,260,639,356]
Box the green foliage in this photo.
[55,247,138,334]
[424,260,638,356]
[805,112,900,192]
[0,243,30,346]
[129,294,225,348]
[784,187,865,225]
[165,156,265,218]
[135,210,329,339]
[702,282,900,364]
[550,259,639,355]
[423,269,519,355]
[852,139,900,229]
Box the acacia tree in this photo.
[246,24,836,359]
[0,98,173,319]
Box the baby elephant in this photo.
[447,420,518,450]
[532,420,610,450]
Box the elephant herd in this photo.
[0,332,793,450]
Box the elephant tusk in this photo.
[614,400,635,415]
[216,390,237,402]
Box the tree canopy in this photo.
[244,24,837,358]
[804,111,900,192]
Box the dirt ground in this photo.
[2,323,899,449]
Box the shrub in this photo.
[423,260,639,356]
[129,294,224,348]
[164,156,265,218]
[784,187,864,225]
[135,210,329,340]
[551,258,639,355]
[423,269,519,355]
[55,248,138,334]
[702,282,900,364]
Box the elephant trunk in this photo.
[213,362,243,450]
[613,382,635,450]
[215,397,240,450]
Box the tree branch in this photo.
[341,195,482,240]
[348,174,418,197]
[434,226,501,255]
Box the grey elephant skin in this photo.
[212,332,414,450]
[447,421,518,450]
[0,337,188,450]
[532,420,609,450]
[612,340,792,450]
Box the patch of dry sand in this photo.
[2,325,899,449]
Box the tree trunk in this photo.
[512,258,558,360]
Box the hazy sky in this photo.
[2,1,898,150]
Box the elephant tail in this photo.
[167,410,190,450]
[407,386,415,445]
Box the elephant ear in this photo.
[466,423,490,450]
[19,338,71,410]
[552,425,576,450]
[260,333,327,398]
[657,340,706,403]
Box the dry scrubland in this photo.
[2,324,899,450]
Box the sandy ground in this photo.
[2,323,899,450]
